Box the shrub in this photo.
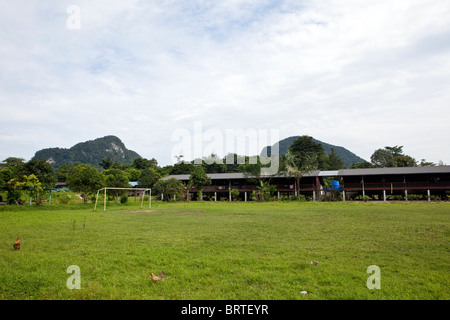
[408,194,423,201]
[58,194,72,205]
[355,195,371,202]
[120,194,128,204]
[230,189,240,201]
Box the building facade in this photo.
[159,166,450,201]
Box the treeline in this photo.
[0,136,443,204]
[351,145,442,168]
[0,157,162,205]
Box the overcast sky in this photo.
[1,0,449,166]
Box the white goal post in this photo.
[94,187,151,212]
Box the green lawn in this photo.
[0,201,448,300]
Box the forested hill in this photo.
[32,136,141,169]
[261,136,366,168]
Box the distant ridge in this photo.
[33,135,141,169]
[261,136,366,168]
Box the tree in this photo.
[240,156,263,184]
[350,161,374,169]
[325,148,344,170]
[157,165,173,177]
[370,149,396,167]
[394,154,417,167]
[137,168,160,189]
[0,167,21,204]
[131,157,158,170]
[283,149,317,196]
[103,169,130,202]
[99,157,114,170]
[66,164,105,203]
[55,163,70,182]
[283,136,324,195]
[189,166,211,200]
[170,156,194,174]
[0,157,25,170]
[223,153,242,173]
[154,178,185,201]
[419,159,436,167]
[370,146,417,167]
[384,146,404,157]
[20,158,56,188]
[202,154,226,173]
[385,146,417,167]
[183,179,194,202]
[126,167,142,181]
[289,136,327,170]
[256,181,269,202]
[12,174,44,205]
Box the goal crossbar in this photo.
[94,187,151,212]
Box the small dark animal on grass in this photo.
[14,236,20,250]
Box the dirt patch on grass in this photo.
[125,210,156,213]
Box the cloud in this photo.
[0,0,449,166]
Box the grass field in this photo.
[0,201,448,300]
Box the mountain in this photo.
[261,136,367,168]
[33,136,141,169]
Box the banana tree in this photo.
[256,180,269,202]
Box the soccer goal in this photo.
[94,187,151,212]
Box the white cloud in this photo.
[0,0,449,166]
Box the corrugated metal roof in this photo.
[160,171,319,181]
[318,170,339,176]
[338,166,450,176]
[159,166,450,181]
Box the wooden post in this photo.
[427,189,430,202]
[214,192,217,202]
[313,190,316,202]
[342,190,345,202]
[383,190,386,202]
[404,189,408,201]
[245,192,247,202]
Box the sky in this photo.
[1,0,449,166]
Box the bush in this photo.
[355,195,371,202]
[120,194,128,204]
[58,194,72,205]
[408,194,423,201]
[290,194,307,201]
[230,189,240,201]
